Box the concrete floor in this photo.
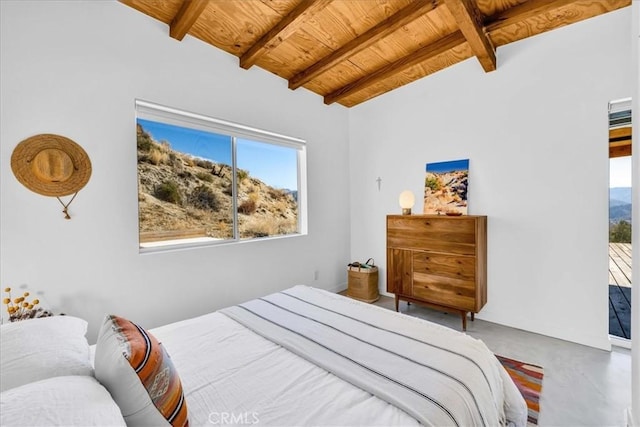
[373,295,632,427]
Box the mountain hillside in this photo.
[610,204,632,223]
[609,187,632,224]
[137,124,297,241]
[609,187,632,205]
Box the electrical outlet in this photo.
[313,270,319,281]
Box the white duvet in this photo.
[153,310,417,426]
[152,286,527,427]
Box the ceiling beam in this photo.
[610,126,632,141]
[485,0,576,33]
[169,0,208,41]
[240,0,333,70]
[610,144,632,158]
[609,127,631,158]
[444,0,495,72]
[487,0,630,49]
[288,0,440,90]
[324,0,598,106]
[324,31,466,105]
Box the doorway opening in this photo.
[608,98,632,343]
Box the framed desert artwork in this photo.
[423,159,469,215]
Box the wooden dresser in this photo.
[386,215,487,330]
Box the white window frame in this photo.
[136,99,308,253]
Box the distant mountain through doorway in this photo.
[609,187,632,223]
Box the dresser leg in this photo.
[461,312,467,331]
[471,313,475,321]
[395,295,399,312]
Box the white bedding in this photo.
[152,286,527,426]
[152,310,417,426]
[0,376,126,427]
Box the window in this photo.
[135,100,306,251]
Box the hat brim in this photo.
[11,134,92,197]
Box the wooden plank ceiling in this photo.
[120,0,630,108]
[610,127,632,158]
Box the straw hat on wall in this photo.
[11,134,91,197]
[11,134,92,218]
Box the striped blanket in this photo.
[221,286,527,427]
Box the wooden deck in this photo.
[609,243,632,287]
[609,243,632,340]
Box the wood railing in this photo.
[139,228,207,243]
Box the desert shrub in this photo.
[189,185,220,211]
[223,183,234,196]
[237,169,249,183]
[211,165,226,178]
[425,174,442,192]
[159,141,171,152]
[275,199,294,214]
[137,129,153,152]
[155,180,182,205]
[240,217,297,239]
[268,187,287,199]
[238,198,257,215]
[195,159,213,169]
[196,172,214,183]
[149,148,169,165]
[184,157,195,167]
[241,217,274,238]
[248,192,260,203]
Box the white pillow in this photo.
[0,316,93,392]
[94,315,189,427]
[0,375,126,426]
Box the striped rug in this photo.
[496,355,544,426]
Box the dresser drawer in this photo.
[387,216,477,255]
[412,275,476,312]
[413,252,476,281]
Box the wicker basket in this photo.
[347,260,379,303]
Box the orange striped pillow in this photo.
[95,315,189,427]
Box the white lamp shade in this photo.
[398,190,415,209]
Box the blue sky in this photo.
[138,118,298,190]
[426,159,469,174]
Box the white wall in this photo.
[0,1,350,342]
[349,8,632,350]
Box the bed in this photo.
[0,286,527,427]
